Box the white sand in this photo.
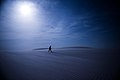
[0,48,119,80]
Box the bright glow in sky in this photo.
[18,2,34,16]
[15,1,38,18]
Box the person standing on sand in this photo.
[48,45,52,53]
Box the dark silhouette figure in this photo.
[48,45,52,53]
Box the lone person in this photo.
[48,45,52,53]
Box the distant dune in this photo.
[33,47,120,50]
[33,46,93,51]
[61,46,93,49]
[33,48,48,50]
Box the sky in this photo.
[0,0,120,51]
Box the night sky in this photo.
[0,0,120,51]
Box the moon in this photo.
[16,1,36,17]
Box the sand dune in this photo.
[0,48,119,80]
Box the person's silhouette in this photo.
[48,45,52,53]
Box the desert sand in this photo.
[0,48,119,80]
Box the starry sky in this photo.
[0,0,120,51]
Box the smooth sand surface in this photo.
[0,48,119,80]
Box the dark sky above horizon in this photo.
[0,0,120,50]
